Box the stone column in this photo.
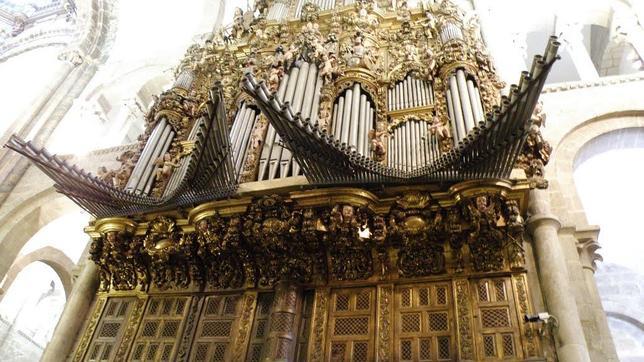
[527,189,591,362]
[265,281,301,362]
[576,228,619,362]
[41,261,99,362]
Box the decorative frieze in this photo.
[88,189,528,292]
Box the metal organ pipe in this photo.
[474,86,485,120]
[395,83,401,110]
[411,121,418,168]
[284,66,299,104]
[292,62,309,113]
[334,96,344,140]
[358,94,367,155]
[445,90,459,142]
[388,76,434,112]
[340,88,352,145]
[330,83,376,156]
[258,126,276,180]
[138,123,173,193]
[349,83,361,150]
[235,108,257,172]
[125,118,166,192]
[456,69,475,133]
[448,75,466,141]
[300,64,318,119]
[416,79,423,107]
[309,74,322,125]
[419,122,428,165]
[367,109,374,156]
[466,78,483,125]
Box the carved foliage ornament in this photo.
[89,193,527,290]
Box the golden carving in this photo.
[454,279,474,360]
[114,297,146,361]
[516,101,552,189]
[176,296,202,362]
[309,288,329,362]
[232,293,258,361]
[72,296,106,362]
[377,285,393,362]
[514,274,539,358]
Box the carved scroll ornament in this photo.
[89,192,527,291]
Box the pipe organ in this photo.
[124,119,175,195]
[9,1,563,361]
[387,120,440,171]
[388,74,434,111]
[230,102,260,180]
[258,61,323,180]
[331,83,375,156]
[268,0,290,21]
[444,68,485,144]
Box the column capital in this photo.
[575,225,603,273]
[526,212,561,234]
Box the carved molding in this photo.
[175,296,202,362]
[513,274,540,358]
[72,296,107,362]
[454,278,474,361]
[87,188,529,291]
[308,288,329,362]
[377,285,393,362]
[114,297,146,360]
[232,293,257,361]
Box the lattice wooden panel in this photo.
[246,292,274,362]
[129,296,191,361]
[473,278,523,360]
[85,297,136,362]
[189,294,242,362]
[326,287,375,362]
[395,283,454,361]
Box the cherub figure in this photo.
[154,153,180,181]
[231,7,245,39]
[97,166,116,186]
[369,128,387,160]
[429,114,450,140]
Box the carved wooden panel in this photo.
[246,292,275,362]
[472,277,523,360]
[395,283,454,362]
[189,294,242,362]
[129,296,192,361]
[295,290,315,361]
[326,287,376,362]
[84,297,136,362]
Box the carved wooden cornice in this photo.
[85,180,530,292]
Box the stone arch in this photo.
[547,110,644,226]
[0,247,74,302]
[0,188,78,282]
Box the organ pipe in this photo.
[330,82,375,156]
[448,75,466,140]
[445,68,486,146]
[388,120,439,171]
[456,69,475,133]
[387,75,434,112]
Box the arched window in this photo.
[573,128,644,361]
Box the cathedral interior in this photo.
[0,0,643,361]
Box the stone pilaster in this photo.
[527,189,591,362]
[576,227,619,362]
